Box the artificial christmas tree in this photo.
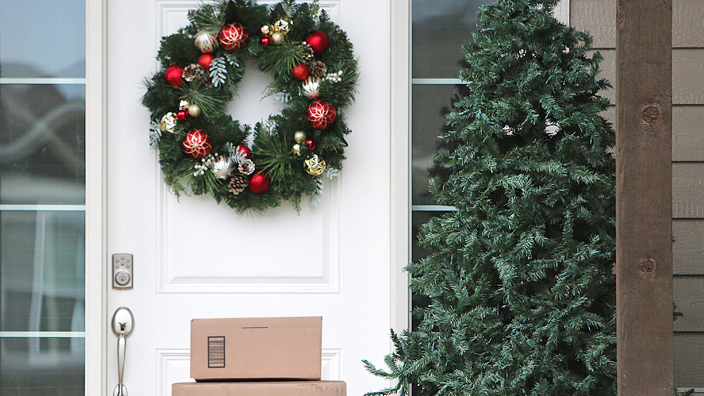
[365,0,616,395]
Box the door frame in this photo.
[85,0,411,394]
[85,0,107,394]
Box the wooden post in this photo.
[616,0,673,395]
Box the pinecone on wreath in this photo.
[183,64,206,82]
[309,61,327,78]
[301,42,315,62]
[228,174,249,195]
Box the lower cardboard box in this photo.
[172,380,346,396]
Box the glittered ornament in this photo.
[301,78,321,99]
[179,99,190,109]
[235,144,252,160]
[292,63,310,81]
[309,61,327,78]
[260,25,271,35]
[306,139,316,150]
[249,171,271,193]
[274,18,291,34]
[164,65,185,87]
[195,31,219,53]
[160,112,178,133]
[182,129,212,158]
[294,131,306,143]
[306,31,329,54]
[307,100,336,130]
[198,53,215,70]
[292,144,302,156]
[187,104,201,117]
[212,156,234,180]
[304,154,326,176]
[271,32,284,45]
[261,35,272,46]
[219,23,248,51]
[228,174,249,195]
[177,110,188,121]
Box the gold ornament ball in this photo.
[187,104,201,117]
[294,131,307,143]
[271,32,284,45]
[160,112,178,133]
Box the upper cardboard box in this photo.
[190,316,322,381]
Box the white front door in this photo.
[105,1,395,396]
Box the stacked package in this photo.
[172,317,346,396]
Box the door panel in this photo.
[107,1,392,395]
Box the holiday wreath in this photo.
[142,0,358,213]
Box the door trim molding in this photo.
[390,0,411,337]
[85,0,108,395]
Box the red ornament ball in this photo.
[198,53,215,70]
[219,22,249,51]
[249,171,271,194]
[306,100,337,130]
[182,129,212,159]
[164,65,185,87]
[235,144,252,159]
[306,31,329,54]
[306,139,316,150]
[292,63,310,81]
[177,110,188,121]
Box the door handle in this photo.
[111,307,135,396]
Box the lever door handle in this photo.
[111,307,134,396]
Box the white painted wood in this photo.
[554,0,570,25]
[105,2,394,396]
[85,0,107,395]
[390,0,410,362]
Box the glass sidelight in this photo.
[0,0,87,395]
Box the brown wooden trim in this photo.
[616,0,674,394]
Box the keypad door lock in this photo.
[113,254,134,289]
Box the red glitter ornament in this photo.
[164,65,185,87]
[235,144,252,159]
[219,23,249,51]
[182,129,212,159]
[306,100,336,130]
[198,53,215,70]
[177,110,188,121]
[292,63,310,81]
[305,31,329,54]
[249,171,271,194]
[306,139,316,150]
[261,35,272,46]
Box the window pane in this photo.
[412,84,468,205]
[0,337,85,396]
[412,0,489,79]
[0,211,85,332]
[0,0,86,78]
[0,84,86,205]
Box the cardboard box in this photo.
[190,316,322,381]
[173,381,346,396]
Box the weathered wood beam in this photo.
[616,0,673,395]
